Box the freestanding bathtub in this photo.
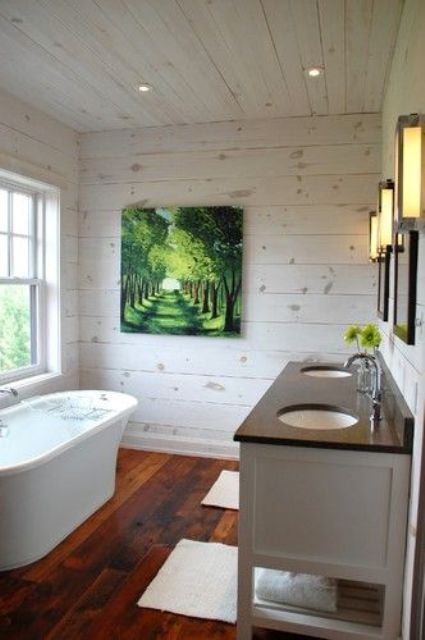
[0,389,137,570]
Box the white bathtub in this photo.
[0,389,137,571]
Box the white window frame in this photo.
[0,170,60,385]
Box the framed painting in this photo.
[120,206,243,337]
[393,230,418,345]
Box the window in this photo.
[0,169,61,386]
[0,169,60,386]
[0,180,46,383]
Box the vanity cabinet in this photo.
[237,442,410,640]
[234,360,414,640]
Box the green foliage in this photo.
[174,206,242,273]
[0,285,31,372]
[168,228,216,282]
[121,207,169,280]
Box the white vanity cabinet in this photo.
[237,442,411,640]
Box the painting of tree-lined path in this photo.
[120,206,243,336]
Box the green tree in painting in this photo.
[121,208,169,320]
[120,206,243,336]
[168,227,216,310]
[174,207,242,331]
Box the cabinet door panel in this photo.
[253,454,392,567]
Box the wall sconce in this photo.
[396,113,425,231]
[375,181,394,322]
[378,179,394,250]
[369,211,379,262]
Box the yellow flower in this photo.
[360,323,382,349]
[344,325,362,344]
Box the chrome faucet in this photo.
[0,387,19,398]
[344,353,382,426]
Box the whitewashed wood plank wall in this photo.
[378,1,425,636]
[79,113,381,458]
[0,88,79,393]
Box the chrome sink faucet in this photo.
[344,353,382,426]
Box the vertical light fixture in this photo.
[369,211,379,262]
[378,179,395,250]
[396,113,425,230]
[375,182,393,322]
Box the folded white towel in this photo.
[255,568,337,613]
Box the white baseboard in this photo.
[120,429,239,461]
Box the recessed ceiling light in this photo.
[307,67,322,77]
[138,83,152,93]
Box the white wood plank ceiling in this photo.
[0,0,403,132]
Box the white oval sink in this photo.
[301,366,352,379]
[277,405,358,430]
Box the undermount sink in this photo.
[301,365,352,379]
[277,404,358,430]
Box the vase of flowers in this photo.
[343,323,382,394]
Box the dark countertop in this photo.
[234,358,414,454]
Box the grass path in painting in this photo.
[123,290,203,335]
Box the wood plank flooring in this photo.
[0,449,316,639]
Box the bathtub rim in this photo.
[0,389,138,477]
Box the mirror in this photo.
[377,251,390,321]
[393,231,418,344]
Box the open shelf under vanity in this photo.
[252,578,385,638]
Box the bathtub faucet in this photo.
[0,387,19,398]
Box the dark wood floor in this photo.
[0,449,317,639]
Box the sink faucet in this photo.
[344,353,382,426]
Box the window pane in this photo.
[12,236,29,277]
[0,189,7,232]
[12,192,30,235]
[0,284,32,373]
[0,234,8,277]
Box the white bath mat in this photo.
[137,539,237,624]
[201,470,239,510]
